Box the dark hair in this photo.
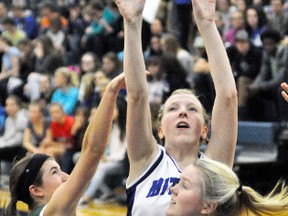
[1,17,16,26]
[102,51,122,76]
[245,6,267,36]
[50,16,62,30]
[18,38,32,47]
[75,106,90,124]
[90,0,105,11]
[260,29,282,43]
[160,53,190,101]
[40,2,58,12]
[0,36,13,46]
[36,35,54,56]
[4,154,51,215]
[103,51,121,69]
[116,95,127,142]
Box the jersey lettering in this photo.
[146,177,180,198]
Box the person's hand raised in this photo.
[114,0,146,23]
[192,0,216,24]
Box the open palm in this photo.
[114,0,146,22]
[192,0,216,22]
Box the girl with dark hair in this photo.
[23,102,51,154]
[24,35,65,102]
[244,6,267,47]
[4,73,126,216]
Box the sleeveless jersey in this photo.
[29,205,46,216]
[126,145,182,216]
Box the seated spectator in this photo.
[24,36,65,102]
[39,74,53,116]
[14,38,35,102]
[78,52,100,107]
[226,30,262,120]
[192,40,215,114]
[248,29,288,121]
[44,16,69,55]
[0,95,28,161]
[81,70,110,110]
[39,2,68,32]
[146,56,168,105]
[223,10,246,47]
[82,0,120,59]
[23,102,51,154]
[11,4,39,40]
[62,106,89,174]
[215,0,235,37]
[33,35,66,76]
[160,34,194,77]
[267,0,288,39]
[144,34,162,60]
[45,102,75,164]
[1,16,26,47]
[0,36,21,106]
[159,53,191,102]
[0,3,8,33]
[51,67,79,115]
[244,6,267,47]
[101,51,122,80]
[66,2,86,65]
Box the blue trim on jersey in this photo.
[166,153,182,173]
[126,148,164,215]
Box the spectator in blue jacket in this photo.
[11,4,39,40]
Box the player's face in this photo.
[166,165,204,216]
[35,160,69,202]
[159,94,206,147]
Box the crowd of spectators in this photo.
[0,0,288,205]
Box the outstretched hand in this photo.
[281,82,288,102]
[109,72,126,93]
[192,0,216,23]
[114,0,146,23]
[109,70,150,93]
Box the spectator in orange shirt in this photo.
[39,2,68,32]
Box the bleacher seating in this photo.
[234,121,280,165]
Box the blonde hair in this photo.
[195,158,288,216]
[55,67,79,87]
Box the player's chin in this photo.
[165,204,176,216]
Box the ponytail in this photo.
[195,158,288,216]
[239,181,288,215]
[3,197,19,216]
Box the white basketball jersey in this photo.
[126,145,182,216]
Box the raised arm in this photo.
[192,0,238,167]
[44,73,125,215]
[114,0,159,182]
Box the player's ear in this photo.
[201,202,217,214]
